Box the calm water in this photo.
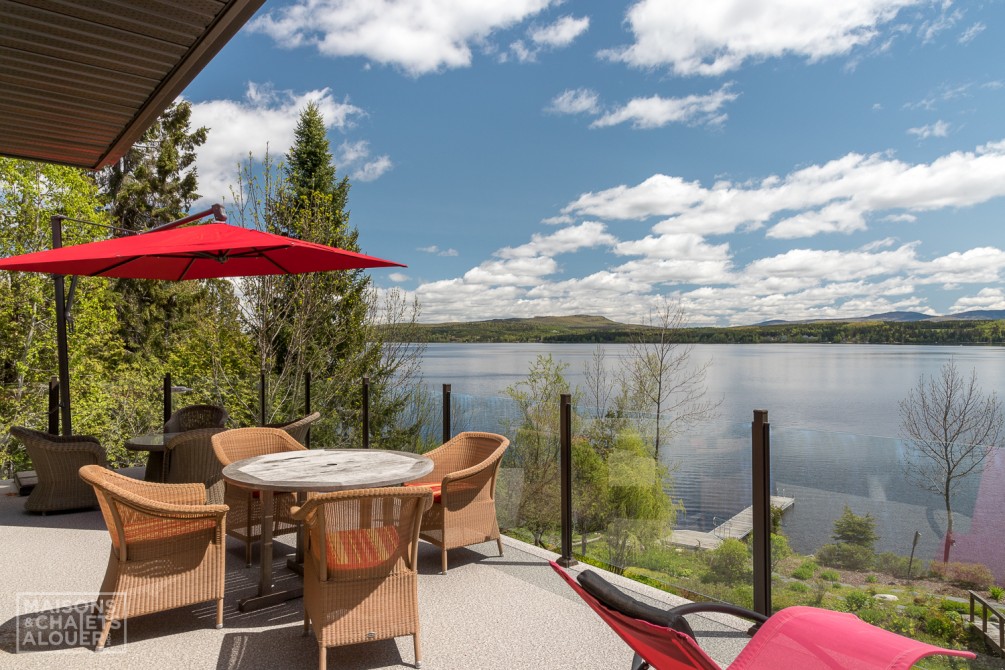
[419,343,1004,559]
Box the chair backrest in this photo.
[425,431,509,483]
[297,487,433,583]
[550,561,721,670]
[10,426,106,476]
[265,411,321,445]
[211,427,307,467]
[164,428,225,501]
[164,404,228,433]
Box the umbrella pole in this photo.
[51,215,72,435]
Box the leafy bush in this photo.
[874,551,924,579]
[990,585,1004,601]
[844,590,871,612]
[817,543,874,571]
[703,539,750,585]
[819,569,840,582]
[792,560,817,580]
[787,582,810,593]
[938,599,968,614]
[929,561,994,590]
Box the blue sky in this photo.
[181,0,1005,325]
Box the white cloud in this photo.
[950,288,1005,313]
[559,139,1005,239]
[353,156,393,182]
[336,140,394,182]
[496,221,616,259]
[959,22,986,44]
[591,84,738,129]
[418,245,459,257]
[251,0,557,76]
[907,120,950,139]
[388,272,411,282]
[529,15,589,47]
[189,84,364,201]
[546,89,600,115]
[601,0,922,76]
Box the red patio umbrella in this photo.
[0,222,404,279]
[0,210,405,434]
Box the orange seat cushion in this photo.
[319,526,401,571]
[403,482,441,503]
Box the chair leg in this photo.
[318,642,326,670]
[440,547,448,575]
[413,632,422,668]
[96,615,115,651]
[496,537,504,556]
[216,599,223,629]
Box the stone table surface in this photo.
[124,432,183,453]
[222,449,434,493]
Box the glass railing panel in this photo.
[771,424,998,664]
[571,414,756,608]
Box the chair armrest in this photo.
[441,451,502,486]
[105,478,209,506]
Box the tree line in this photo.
[0,102,428,477]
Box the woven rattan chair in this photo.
[164,404,228,433]
[265,411,321,445]
[9,426,107,513]
[163,428,226,503]
[211,427,306,566]
[78,465,228,651]
[291,487,433,670]
[404,431,509,574]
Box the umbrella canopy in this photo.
[0,223,403,280]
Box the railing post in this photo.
[304,371,312,449]
[51,215,72,435]
[752,409,772,616]
[47,376,59,434]
[259,371,266,426]
[442,383,451,444]
[163,372,172,425]
[558,393,577,567]
[362,376,370,449]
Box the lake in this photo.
[418,343,1004,564]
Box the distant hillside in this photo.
[393,313,1005,345]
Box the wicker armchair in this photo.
[291,487,433,670]
[405,431,509,573]
[211,428,306,566]
[163,428,226,503]
[164,404,228,433]
[265,411,321,445]
[78,465,228,651]
[9,426,107,513]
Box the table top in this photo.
[222,449,434,493]
[124,432,183,452]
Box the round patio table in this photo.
[124,432,182,482]
[222,449,433,612]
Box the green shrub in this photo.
[866,574,878,583]
[792,560,817,580]
[874,551,922,579]
[844,590,871,612]
[703,539,750,585]
[990,585,1004,601]
[938,599,969,614]
[817,543,874,571]
[832,506,878,550]
[929,561,994,590]
[787,582,810,593]
[819,569,840,582]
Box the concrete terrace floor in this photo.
[0,474,753,670]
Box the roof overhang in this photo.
[0,0,267,170]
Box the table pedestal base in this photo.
[238,586,303,612]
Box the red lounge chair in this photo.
[551,561,975,670]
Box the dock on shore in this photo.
[669,496,795,550]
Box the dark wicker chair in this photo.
[163,428,226,503]
[164,404,228,433]
[79,465,228,651]
[9,426,107,513]
[291,487,433,670]
[265,411,321,445]
[211,428,306,566]
[404,431,509,573]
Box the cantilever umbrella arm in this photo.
[49,205,228,435]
